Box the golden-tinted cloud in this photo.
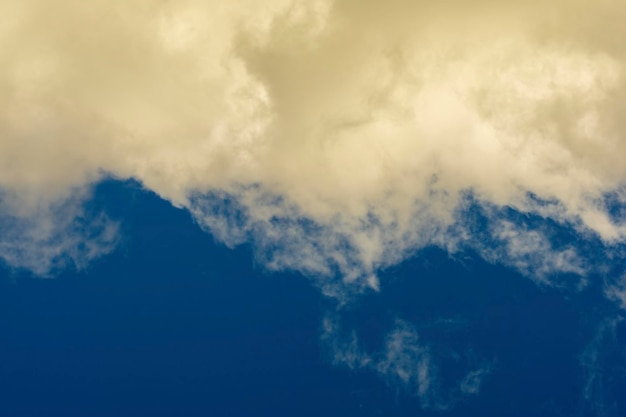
[1,1,625,289]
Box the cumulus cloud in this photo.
[1,0,626,288]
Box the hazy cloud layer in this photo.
[2,0,626,288]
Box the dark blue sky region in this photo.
[1,180,625,417]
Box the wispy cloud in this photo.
[580,316,625,417]
[0,187,118,275]
[474,219,587,286]
[322,317,491,410]
[605,274,626,311]
[459,366,492,396]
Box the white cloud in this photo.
[1,0,626,289]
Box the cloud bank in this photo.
[2,0,626,291]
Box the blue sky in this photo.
[1,180,625,416]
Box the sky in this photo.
[1,1,626,416]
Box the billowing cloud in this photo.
[2,0,626,290]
